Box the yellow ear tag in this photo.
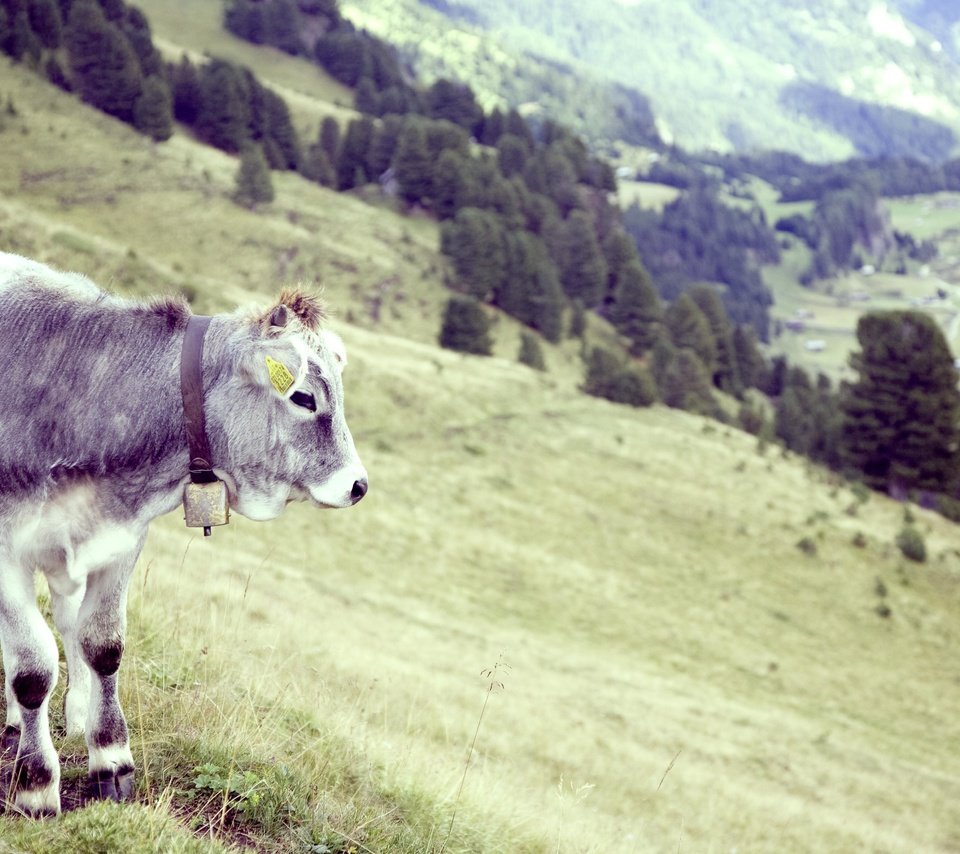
[265,355,295,395]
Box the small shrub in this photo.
[439,296,493,355]
[852,531,867,548]
[796,536,817,557]
[895,524,926,563]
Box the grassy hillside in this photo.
[1,21,960,854]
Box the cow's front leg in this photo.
[0,565,62,816]
[77,545,140,803]
[50,583,91,739]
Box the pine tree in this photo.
[234,143,274,208]
[559,210,607,307]
[335,116,373,190]
[301,143,335,186]
[426,78,482,133]
[440,207,506,301]
[171,54,202,125]
[608,260,662,354]
[367,114,402,178]
[664,293,717,373]
[494,231,564,342]
[65,0,142,121]
[732,324,767,390]
[393,118,432,204]
[195,59,249,152]
[9,10,42,64]
[28,0,61,48]
[319,115,340,162]
[433,149,470,220]
[438,296,493,356]
[132,74,173,141]
[496,133,528,178]
[841,310,960,495]
[602,229,640,297]
[689,285,742,395]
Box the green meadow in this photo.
[1,24,960,854]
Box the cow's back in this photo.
[0,253,189,498]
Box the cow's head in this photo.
[207,290,367,521]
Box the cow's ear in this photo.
[323,329,348,371]
[263,304,291,335]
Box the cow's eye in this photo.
[290,390,317,412]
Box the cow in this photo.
[0,252,367,816]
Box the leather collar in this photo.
[180,315,217,484]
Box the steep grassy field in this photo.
[1,30,960,854]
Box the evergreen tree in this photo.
[494,231,565,342]
[426,78,482,133]
[841,310,960,495]
[195,59,249,152]
[170,54,202,125]
[661,349,716,415]
[689,285,742,395]
[9,10,41,63]
[440,207,506,301]
[314,30,370,87]
[602,229,639,297]
[558,210,607,307]
[132,73,173,141]
[542,144,580,214]
[367,113,402,178]
[479,106,504,146]
[234,143,274,207]
[264,0,303,55]
[28,0,61,48]
[438,296,493,356]
[664,292,717,372]
[496,133,529,178]
[583,348,657,407]
[301,143,335,186]
[393,118,432,204]
[335,115,373,190]
[433,149,470,220]
[121,5,162,77]
[354,76,378,114]
[65,0,142,121]
[319,115,340,163]
[261,87,301,169]
[733,324,767,390]
[608,260,662,354]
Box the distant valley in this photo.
[345,0,960,161]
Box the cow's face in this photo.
[209,294,367,521]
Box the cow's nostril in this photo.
[351,477,368,502]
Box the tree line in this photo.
[1,0,173,141]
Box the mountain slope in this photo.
[345,0,960,160]
[1,9,960,853]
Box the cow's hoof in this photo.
[86,765,135,802]
[1,725,20,754]
[12,782,61,818]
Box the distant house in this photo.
[785,319,806,333]
[804,339,826,352]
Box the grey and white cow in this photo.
[0,252,367,816]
